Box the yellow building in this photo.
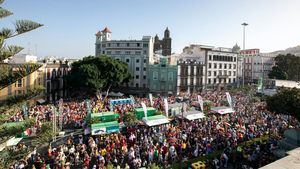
[0,64,45,102]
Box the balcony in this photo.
[217,74,229,79]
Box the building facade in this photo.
[153,27,172,56]
[42,57,72,103]
[95,27,154,91]
[148,58,177,95]
[240,49,275,86]
[179,45,238,91]
[0,64,45,102]
[177,58,205,94]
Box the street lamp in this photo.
[241,22,248,87]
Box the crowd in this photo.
[7,90,300,169]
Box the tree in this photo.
[0,0,43,88]
[67,55,131,95]
[266,88,300,122]
[268,54,300,81]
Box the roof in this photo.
[95,31,102,36]
[101,27,112,33]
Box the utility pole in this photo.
[241,22,248,87]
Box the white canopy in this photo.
[211,107,234,115]
[142,115,170,127]
[186,113,205,120]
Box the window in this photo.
[143,84,146,88]
[229,78,231,83]
[136,67,139,71]
[117,43,120,47]
[224,64,227,69]
[136,75,139,79]
[214,79,217,83]
[219,63,222,69]
[224,70,227,75]
[219,70,222,75]
[143,50,147,54]
[209,55,212,60]
[208,79,211,84]
[143,43,148,47]
[143,67,146,71]
[136,59,140,63]
[168,72,173,81]
[115,51,121,54]
[208,63,211,68]
[137,43,140,47]
[214,71,217,76]
[234,57,236,62]
[136,83,139,88]
[228,71,231,76]
[229,64,232,69]
[102,44,106,47]
[208,71,211,76]
[233,71,236,76]
[233,64,236,69]
[107,51,111,55]
[144,59,147,63]
[214,63,217,69]
[143,75,146,79]
[108,43,111,47]
[102,51,105,54]
[125,51,130,55]
[135,51,141,55]
[126,59,130,63]
[153,72,158,80]
[127,43,130,47]
[17,79,22,87]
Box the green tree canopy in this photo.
[266,88,300,121]
[67,55,131,93]
[268,54,300,81]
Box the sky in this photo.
[2,0,300,59]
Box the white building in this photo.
[7,54,37,64]
[240,49,275,86]
[95,27,154,89]
[178,45,238,91]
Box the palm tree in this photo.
[0,0,43,89]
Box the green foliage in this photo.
[0,119,35,138]
[123,112,138,126]
[268,54,300,81]
[0,7,13,19]
[266,88,300,121]
[34,122,54,144]
[67,55,131,92]
[220,100,229,107]
[15,20,43,35]
[0,147,31,169]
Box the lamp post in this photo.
[241,22,248,87]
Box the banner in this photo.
[149,93,153,107]
[257,76,263,92]
[182,102,187,114]
[141,102,147,121]
[225,92,232,108]
[197,95,204,112]
[164,98,168,118]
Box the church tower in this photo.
[154,34,162,53]
[162,27,172,56]
[101,27,112,41]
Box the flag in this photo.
[130,95,135,104]
[149,93,153,107]
[164,98,169,118]
[197,95,204,112]
[225,92,232,108]
[141,102,147,121]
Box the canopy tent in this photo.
[210,106,234,115]
[91,121,120,135]
[134,107,157,120]
[88,112,120,122]
[176,109,205,120]
[36,99,46,104]
[142,115,170,127]
[0,137,23,151]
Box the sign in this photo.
[22,103,28,119]
[130,95,135,104]
[197,95,204,112]
[141,102,147,121]
[91,127,106,135]
[164,98,169,118]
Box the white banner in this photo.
[225,92,232,108]
[149,93,153,107]
[164,98,169,118]
[141,102,147,121]
[197,95,204,112]
[183,102,187,114]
